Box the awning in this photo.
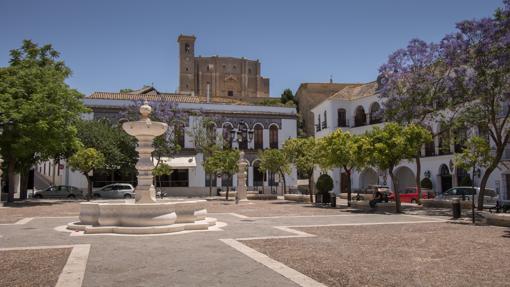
[155,156,197,169]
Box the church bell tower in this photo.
[178,35,196,95]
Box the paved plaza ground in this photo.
[0,198,508,287]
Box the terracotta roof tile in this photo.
[88,92,200,103]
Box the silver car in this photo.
[442,186,499,206]
[33,185,84,199]
[93,183,135,199]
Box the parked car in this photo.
[93,183,135,199]
[33,185,84,199]
[354,185,390,200]
[388,187,435,203]
[442,186,498,206]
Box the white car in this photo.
[93,183,135,199]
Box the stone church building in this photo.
[178,35,270,100]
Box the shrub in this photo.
[420,177,433,189]
[315,174,333,194]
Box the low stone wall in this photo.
[339,193,373,200]
[422,199,472,209]
[284,194,311,203]
[484,213,510,227]
[247,194,277,200]
[350,200,395,209]
[219,191,237,198]
[162,187,210,197]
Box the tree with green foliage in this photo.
[0,40,87,201]
[317,129,370,207]
[401,124,433,204]
[119,88,134,93]
[258,149,291,194]
[203,151,222,197]
[454,136,494,222]
[76,119,138,181]
[283,137,318,203]
[280,89,297,106]
[187,117,221,196]
[152,163,173,197]
[366,123,422,213]
[68,148,105,200]
[204,149,239,200]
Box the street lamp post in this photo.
[228,121,254,204]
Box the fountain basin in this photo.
[67,200,215,234]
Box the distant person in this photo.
[370,190,384,208]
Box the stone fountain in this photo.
[67,101,216,234]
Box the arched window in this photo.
[369,102,382,124]
[337,108,347,127]
[322,111,327,128]
[317,114,321,132]
[223,124,233,149]
[254,124,263,150]
[184,43,190,53]
[354,106,367,127]
[269,125,278,149]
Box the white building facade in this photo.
[37,91,298,196]
[311,82,510,200]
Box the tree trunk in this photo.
[85,175,92,201]
[208,173,212,197]
[389,168,401,213]
[19,168,29,200]
[478,164,496,211]
[345,169,352,207]
[7,157,16,203]
[225,175,230,201]
[308,174,314,204]
[471,166,476,224]
[415,151,422,205]
[279,170,287,195]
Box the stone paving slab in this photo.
[243,222,510,287]
[0,202,453,287]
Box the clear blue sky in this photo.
[0,0,503,97]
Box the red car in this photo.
[388,187,435,203]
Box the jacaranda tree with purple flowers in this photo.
[378,39,455,204]
[441,0,510,210]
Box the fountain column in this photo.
[122,101,168,203]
